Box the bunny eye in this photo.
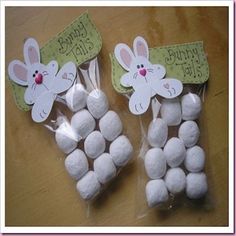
[32,74,36,77]
[141,64,144,68]
[137,65,140,69]
[35,70,38,74]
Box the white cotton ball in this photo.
[178,121,200,148]
[165,168,186,194]
[65,149,88,180]
[94,153,117,184]
[87,89,109,119]
[163,137,186,167]
[147,118,168,148]
[109,135,133,167]
[144,148,166,179]
[185,146,205,172]
[84,131,106,159]
[65,84,88,112]
[71,109,96,139]
[55,121,78,154]
[99,110,123,141]
[145,179,169,207]
[186,172,208,199]
[181,93,202,120]
[160,98,182,126]
[76,171,101,200]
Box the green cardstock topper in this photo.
[110,41,209,94]
[8,12,102,111]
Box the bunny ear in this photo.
[133,36,149,59]
[114,43,135,71]
[23,38,40,65]
[8,60,28,86]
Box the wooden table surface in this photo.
[5,7,228,227]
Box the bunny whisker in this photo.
[42,83,49,91]
[33,83,37,91]
[133,72,138,79]
[42,71,48,76]
[31,82,36,89]
[147,69,154,73]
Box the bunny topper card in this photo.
[114,36,183,115]
[8,38,76,123]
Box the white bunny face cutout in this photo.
[114,36,183,115]
[8,38,76,123]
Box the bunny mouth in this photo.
[31,82,50,91]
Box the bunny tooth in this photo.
[87,89,109,119]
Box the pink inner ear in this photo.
[13,64,27,82]
[137,40,148,58]
[28,46,39,64]
[120,49,132,68]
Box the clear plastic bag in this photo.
[44,58,134,208]
[135,83,214,218]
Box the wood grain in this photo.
[5,7,228,227]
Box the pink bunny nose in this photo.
[35,73,43,84]
[139,69,147,77]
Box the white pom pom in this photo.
[99,110,123,141]
[144,148,166,179]
[71,109,96,139]
[65,149,88,180]
[109,135,133,167]
[186,172,208,199]
[84,131,106,159]
[185,146,205,172]
[160,98,182,126]
[65,84,87,112]
[163,137,186,167]
[55,121,78,154]
[147,118,168,148]
[87,89,109,119]
[178,121,200,148]
[181,93,202,120]
[145,179,169,207]
[94,153,117,184]
[76,171,101,200]
[165,168,186,194]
